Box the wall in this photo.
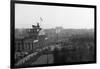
[0,0,99,69]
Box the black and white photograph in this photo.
[11,0,96,68]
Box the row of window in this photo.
[15,42,42,51]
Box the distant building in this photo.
[55,27,63,33]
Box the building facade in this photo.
[15,23,46,53]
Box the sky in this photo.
[15,3,94,29]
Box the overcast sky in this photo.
[15,3,94,29]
